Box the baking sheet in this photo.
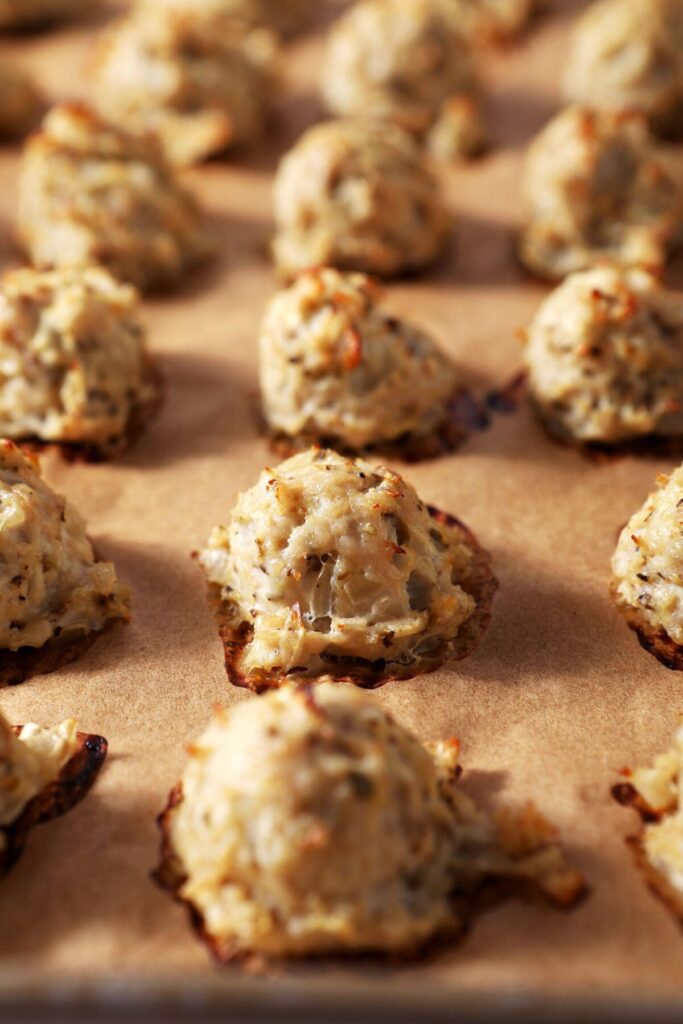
[1,1,683,1018]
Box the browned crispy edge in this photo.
[17,358,163,464]
[612,782,683,925]
[0,624,107,689]
[0,728,107,877]
[610,582,683,672]
[532,395,683,464]
[264,386,490,465]
[153,776,585,968]
[199,506,497,693]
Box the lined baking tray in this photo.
[2,1,683,1019]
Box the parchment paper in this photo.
[1,2,683,1018]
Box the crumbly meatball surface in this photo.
[139,0,312,37]
[197,448,495,688]
[525,265,683,445]
[322,0,485,161]
[16,103,209,292]
[157,683,585,961]
[0,63,42,139]
[0,0,91,29]
[0,440,129,652]
[564,0,683,136]
[0,266,158,454]
[0,715,78,839]
[92,7,275,167]
[612,466,683,659]
[259,268,460,451]
[518,106,683,281]
[272,120,450,280]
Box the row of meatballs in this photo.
[2,433,683,959]
[2,0,683,968]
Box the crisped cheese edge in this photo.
[0,715,79,848]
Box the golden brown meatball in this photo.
[155,683,585,961]
[612,465,683,668]
[0,266,159,456]
[525,265,683,445]
[614,722,683,922]
[92,6,276,166]
[518,106,683,281]
[0,441,129,673]
[259,268,461,452]
[197,448,496,689]
[16,103,209,292]
[322,0,486,161]
[564,0,683,137]
[272,119,451,280]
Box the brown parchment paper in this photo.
[1,2,683,1019]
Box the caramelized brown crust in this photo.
[612,782,683,923]
[266,387,489,464]
[609,586,683,671]
[202,506,498,693]
[0,728,107,876]
[17,359,163,464]
[154,778,586,967]
[0,627,105,688]
[495,370,683,463]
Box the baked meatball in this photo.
[92,6,276,167]
[612,465,683,668]
[272,119,451,280]
[259,268,462,454]
[0,0,92,29]
[0,63,42,139]
[16,103,209,292]
[564,0,683,137]
[1,713,107,875]
[197,448,496,689]
[0,440,129,684]
[138,0,313,37]
[613,722,683,920]
[0,266,159,457]
[322,0,486,161]
[525,265,683,446]
[155,682,585,962]
[518,106,683,281]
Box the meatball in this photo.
[322,0,486,161]
[525,265,683,445]
[564,0,683,137]
[259,268,461,452]
[0,266,159,457]
[155,682,585,961]
[272,119,451,280]
[16,103,209,292]
[0,63,42,139]
[0,440,129,667]
[614,722,683,921]
[1,713,108,875]
[518,106,683,281]
[92,6,276,167]
[197,448,496,689]
[612,465,683,668]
